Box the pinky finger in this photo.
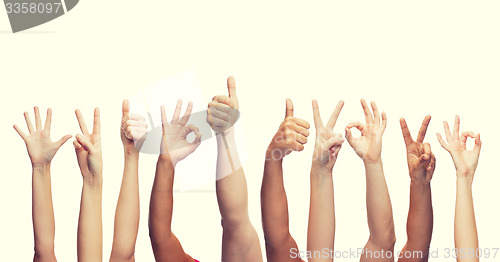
[474,133,482,152]
[381,112,388,133]
[13,124,28,141]
[436,133,449,151]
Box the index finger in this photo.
[399,117,414,146]
[312,99,324,129]
[416,115,431,143]
[75,109,89,135]
[326,100,344,129]
[93,107,100,135]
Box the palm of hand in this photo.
[315,128,339,167]
[75,134,102,178]
[448,140,478,177]
[352,127,382,162]
[161,124,195,163]
[406,142,432,181]
[26,131,61,166]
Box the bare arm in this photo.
[261,99,309,262]
[207,77,263,262]
[398,116,436,262]
[345,100,395,262]
[110,100,148,262]
[14,107,72,262]
[149,100,200,262]
[74,108,103,262]
[437,115,481,262]
[307,100,344,262]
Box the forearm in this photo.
[364,160,395,248]
[455,177,479,262]
[307,164,335,261]
[110,152,140,260]
[400,181,433,261]
[216,130,249,228]
[32,165,57,261]
[149,159,175,244]
[261,157,290,245]
[78,180,103,262]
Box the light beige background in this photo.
[1,1,499,261]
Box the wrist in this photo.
[265,147,285,161]
[456,176,473,188]
[32,163,51,173]
[311,163,332,177]
[410,179,431,188]
[158,156,176,169]
[363,158,382,167]
[83,175,103,188]
[124,150,140,160]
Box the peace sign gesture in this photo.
[400,115,436,183]
[14,107,72,167]
[74,108,103,183]
[311,100,344,170]
[345,99,387,163]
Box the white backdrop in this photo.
[1,1,499,261]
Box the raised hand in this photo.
[312,100,344,170]
[160,99,202,166]
[436,115,481,180]
[266,98,310,160]
[121,99,148,153]
[14,107,72,167]
[400,115,436,183]
[207,76,240,135]
[345,99,387,163]
[74,108,103,183]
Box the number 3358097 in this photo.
[5,3,62,14]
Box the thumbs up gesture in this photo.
[266,99,311,161]
[120,100,148,153]
[207,76,240,134]
[311,100,345,170]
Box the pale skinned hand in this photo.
[207,76,240,135]
[345,99,387,163]
[267,98,310,160]
[400,115,436,183]
[14,107,72,167]
[312,99,345,170]
[437,115,481,180]
[160,99,202,166]
[74,108,103,182]
[121,99,148,153]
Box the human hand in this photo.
[400,115,436,183]
[120,99,148,154]
[311,100,345,170]
[74,108,103,184]
[14,107,72,168]
[207,76,240,135]
[266,99,310,161]
[160,99,202,166]
[437,115,481,181]
[345,99,387,163]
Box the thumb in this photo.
[285,98,293,118]
[55,134,73,150]
[227,76,237,99]
[122,99,130,117]
[418,154,430,164]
